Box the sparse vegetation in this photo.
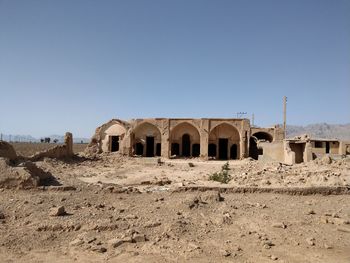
[208,162,232,184]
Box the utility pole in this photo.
[251,113,255,127]
[283,96,287,138]
[0,133,2,141]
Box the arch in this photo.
[170,122,200,158]
[252,132,273,142]
[249,132,273,160]
[209,123,240,160]
[100,121,128,152]
[133,122,161,157]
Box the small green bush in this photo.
[209,162,232,184]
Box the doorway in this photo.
[156,143,161,157]
[230,144,237,159]
[290,143,305,164]
[135,143,144,156]
[182,134,191,157]
[218,138,228,160]
[208,144,216,158]
[146,136,155,157]
[192,143,200,157]
[110,136,119,152]
[171,143,180,156]
[326,142,330,154]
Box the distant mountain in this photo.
[0,134,38,142]
[287,123,350,140]
[2,123,349,143]
[0,134,89,143]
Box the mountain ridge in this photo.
[1,123,349,142]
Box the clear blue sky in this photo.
[0,0,349,138]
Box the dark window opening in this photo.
[192,143,200,157]
[171,143,180,156]
[110,136,119,152]
[218,138,228,160]
[208,144,216,157]
[135,143,144,156]
[230,144,238,160]
[146,136,155,157]
[314,141,323,148]
[182,134,191,157]
[156,143,161,156]
[326,142,330,154]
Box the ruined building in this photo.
[89,118,284,160]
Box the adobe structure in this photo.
[259,135,350,164]
[88,118,284,160]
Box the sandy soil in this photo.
[0,154,350,262]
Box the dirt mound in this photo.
[0,158,53,189]
[84,138,101,156]
[0,141,17,161]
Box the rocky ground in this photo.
[0,153,350,262]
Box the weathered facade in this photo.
[259,135,350,164]
[89,118,284,160]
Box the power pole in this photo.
[251,113,255,127]
[283,96,287,138]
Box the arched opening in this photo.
[208,144,217,158]
[209,123,240,160]
[230,144,237,159]
[170,122,200,158]
[103,122,126,153]
[192,144,200,157]
[135,143,144,156]
[133,122,161,157]
[182,134,191,157]
[171,143,180,156]
[249,132,273,160]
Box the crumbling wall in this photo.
[0,158,52,189]
[340,141,350,155]
[85,119,130,156]
[30,132,73,161]
[0,141,17,162]
[257,141,285,163]
[284,141,295,165]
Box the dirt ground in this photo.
[0,153,350,263]
[11,142,87,156]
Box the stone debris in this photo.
[132,233,147,242]
[49,206,66,217]
[337,227,350,233]
[221,249,231,257]
[272,222,287,229]
[270,255,278,260]
[306,237,315,246]
[0,158,53,189]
